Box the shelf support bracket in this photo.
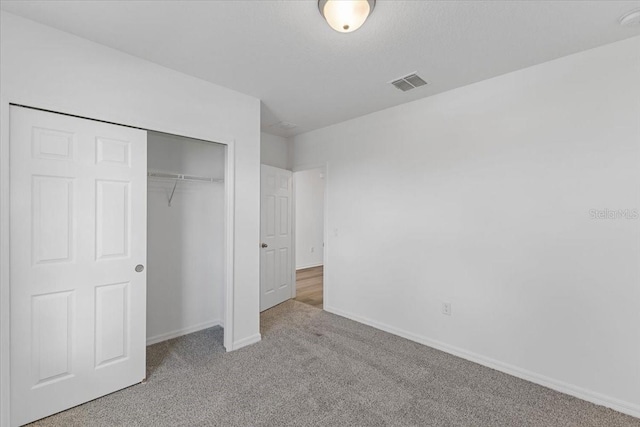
[168,179,178,207]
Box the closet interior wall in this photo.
[147,131,225,344]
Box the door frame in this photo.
[291,163,329,309]
[0,101,237,425]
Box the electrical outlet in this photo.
[442,302,452,316]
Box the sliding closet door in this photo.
[10,106,147,426]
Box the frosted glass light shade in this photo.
[319,0,375,33]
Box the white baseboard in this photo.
[324,305,640,419]
[296,263,323,270]
[232,333,262,351]
[146,319,222,346]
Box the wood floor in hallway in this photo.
[294,265,323,309]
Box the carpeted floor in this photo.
[31,300,639,426]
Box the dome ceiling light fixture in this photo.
[318,0,376,33]
[619,8,640,26]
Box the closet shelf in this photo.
[148,171,223,207]
[147,171,223,183]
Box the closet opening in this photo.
[147,131,228,350]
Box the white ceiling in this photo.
[2,0,640,137]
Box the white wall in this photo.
[291,37,640,416]
[261,132,290,170]
[0,12,262,425]
[147,132,225,344]
[294,168,325,269]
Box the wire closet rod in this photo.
[147,171,223,183]
[148,171,223,207]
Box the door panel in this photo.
[10,106,147,426]
[31,291,74,386]
[96,179,130,259]
[32,176,74,264]
[260,165,293,311]
[94,282,129,367]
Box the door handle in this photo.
[261,243,268,248]
[135,264,144,272]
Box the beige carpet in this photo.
[30,300,639,426]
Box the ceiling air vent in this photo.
[391,73,428,92]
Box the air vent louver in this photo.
[391,79,415,92]
[404,74,427,88]
[391,73,428,92]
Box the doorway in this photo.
[293,167,325,309]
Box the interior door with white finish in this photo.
[260,165,293,311]
[10,106,147,426]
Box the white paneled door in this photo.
[10,107,147,426]
[260,165,293,311]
